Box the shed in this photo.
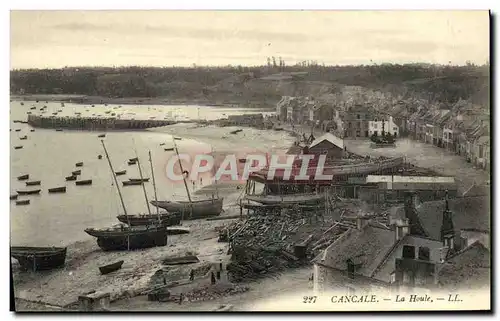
[308,133,344,159]
[77,291,111,311]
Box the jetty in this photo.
[27,115,194,131]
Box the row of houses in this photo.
[404,102,490,171]
[276,96,400,139]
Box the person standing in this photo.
[189,269,194,281]
[211,272,216,285]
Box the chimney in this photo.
[440,191,455,250]
[394,218,410,241]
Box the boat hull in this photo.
[99,260,124,275]
[244,193,325,205]
[150,198,224,219]
[116,213,181,226]
[11,247,67,271]
[84,227,168,251]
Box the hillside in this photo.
[10,63,489,108]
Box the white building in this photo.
[368,116,399,137]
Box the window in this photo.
[402,245,416,259]
[373,123,378,129]
[348,122,352,128]
[357,114,360,119]
[375,118,378,122]
[418,247,430,261]
[356,131,360,137]
[393,127,397,131]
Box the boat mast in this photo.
[101,140,129,219]
[173,137,193,219]
[135,150,152,216]
[148,150,161,224]
[101,140,130,250]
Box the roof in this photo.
[366,175,455,184]
[315,225,396,278]
[437,241,490,289]
[391,196,490,240]
[462,184,490,197]
[309,132,344,149]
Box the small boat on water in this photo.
[48,186,66,193]
[75,179,92,186]
[98,155,103,159]
[10,246,67,271]
[17,189,41,195]
[116,212,182,226]
[16,199,30,206]
[75,162,84,167]
[55,129,63,132]
[127,160,137,165]
[26,180,41,186]
[174,137,182,141]
[150,197,224,219]
[66,175,77,181]
[17,174,29,180]
[164,148,174,152]
[30,106,36,110]
[229,129,243,134]
[159,143,165,146]
[15,129,21,132]
[129,178,149,182]
[129,157,138,162]
[123,180,143,186]
[115,170,127,176]
[26,112,32,115]
[19,136,28,140]
[10,194,18,200]
[72,170,81,176]
[98,134,106,138]
[99,260,124,275]
[30,129,35,132]
[14,146,23,150]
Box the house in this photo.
[308,132,344,159]
[309,103,335,124]
[368,115,399,138]
[436,110,452,148]
[276,96,289,121]
[407,108,427,141]
[343,104,376,138]
[473,136,490,170]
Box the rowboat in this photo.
[159,143,165,146]
[127,160,137,165]
[15,129,21,132]
[173,137,182,141]
[26,180,41,186]
[75,179,92,186]
[150,197,224,219]
[55,129,63,132]
[66,175,77,181]
[17,174,29,180]
[98,155,103,159]
[164,148,174,151]
[15,199,30,206]
[72,170,81,175]
[20,136,28,140]
[48,186,66,193]
[17,189,41,195]
[129,157,138,162]
[244,193,324,205]
[129,178,149,182]
[115,170,127,176]
[75,162,84,167]
[99,260,124,275]
[30,129,35,132]
[123,180,143,186]
[11,246,67,271]
[10,194,18,200]
[98,134,106,138]
[14,146,23,149]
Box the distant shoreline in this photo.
[10,94,275,111]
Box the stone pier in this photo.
[27,115,190,130]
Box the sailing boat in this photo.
[117,151,182,226]
[150,140,224,219]
[84,140,169,251]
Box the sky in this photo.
[10,10,490,69]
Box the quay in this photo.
[27,115,196,130]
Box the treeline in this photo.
[10,62,489,105]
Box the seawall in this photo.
[27,115,195,130]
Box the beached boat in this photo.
[173,137,182,141]
[15,199,30,206]
[14,146,23,150]
[17,189,41,195]
[150,198,224,219]
[17,174,29,180]
[116,212,182,227]
[19,136,28,140]
[48,186,66,193]
[229,129,243,134]
[98,134,106,138]
[72,170,81,176]
[75,162,84,167]
[129,178,150,182]
[10,246,67,271]
[244,193,324,205]
[10,194,18,200]
[123,180,143,186]
[75,179,92,186]
[99,260,124,275]
[66,175,77,181]
[26,180,41,186]
[55,129,63,132]
[115,170,127,176]
[85,224,169,251]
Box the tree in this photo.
[272,57,277,68]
